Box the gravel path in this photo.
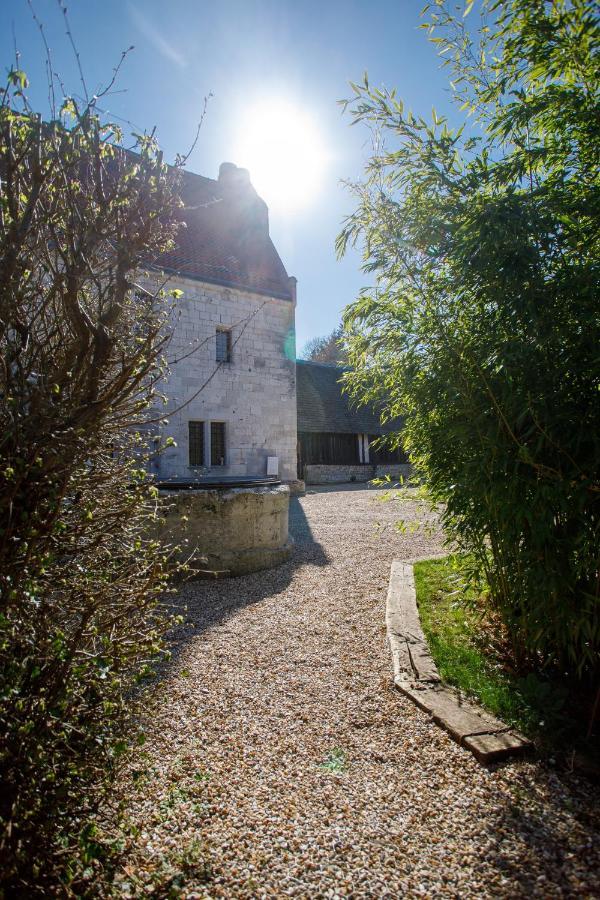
[107,486,600,898]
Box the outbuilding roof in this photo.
[155,163,295,301]
[296,360,402,435]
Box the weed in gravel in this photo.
[319,748,347,773]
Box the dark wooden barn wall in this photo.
[367,436,409,465]
[298,431,360,470]
[297,431,408,476]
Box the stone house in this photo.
[296,360,409,484]
[147,162,298,483]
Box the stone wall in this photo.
[153,484,291,575]
[304,463,413,485]
[146,274,297,482]
[374,464,413,482]
[304,464,373,484]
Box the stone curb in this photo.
[386,560,533,764]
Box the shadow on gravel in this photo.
[481,773,600,895]
[289,494,328,546]
[156,495,329,673]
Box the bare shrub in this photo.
[0,68,183,891]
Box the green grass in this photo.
[413,557,575,749]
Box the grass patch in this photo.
[413,556,578,751]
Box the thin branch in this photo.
[174,92,212,167]
[27,0,56,117]
[57,0,89,104]
[95,45,135,102]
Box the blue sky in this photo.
[1,0,455,352]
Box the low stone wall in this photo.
[304,464,413,485]
[153,484,291,576]
[374,464,413,482]
[304,465,373,484]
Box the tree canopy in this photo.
[338,0,599,678]
[300,326,348,365]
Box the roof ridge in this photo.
[180,168,219,188]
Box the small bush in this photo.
[0,72,182,891]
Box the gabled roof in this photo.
[155,164,295,301]
[296,360,403,435]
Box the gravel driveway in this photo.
[108,485,600,898]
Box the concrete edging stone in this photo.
[386,560,532,764]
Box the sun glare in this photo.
[234,100,327,212]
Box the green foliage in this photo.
[339,1,600,679]
[0,72,181,891]
[300,325,349,365]
[414,556,581,748]
[319,747,347,773]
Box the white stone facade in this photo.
[149,274,297,482]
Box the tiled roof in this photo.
[296,360,403,435]
[155,164,295,301]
